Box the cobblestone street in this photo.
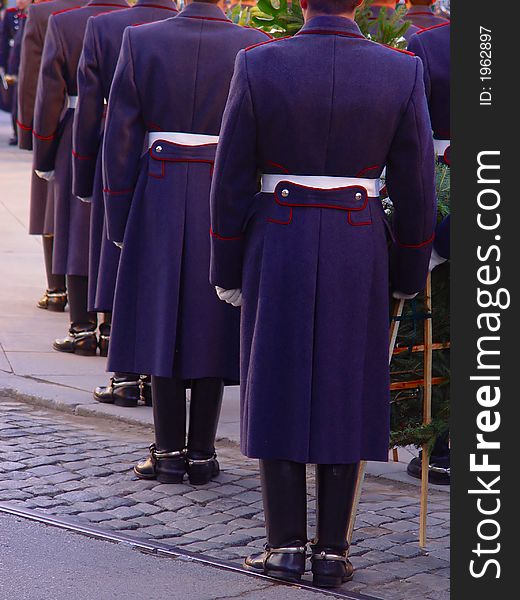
[0,397,449,599]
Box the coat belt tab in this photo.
[261,174,382,198]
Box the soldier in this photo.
[367,0,419,43]
[404,0,449,29]
[72,0,178,404]
[17,0,88,312]
[3,1,30,146]
[210,0,436,586]
[103,0,269,484]
[0,1,30,144]
[408,21,451,485]
[32,0,129,355]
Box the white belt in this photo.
[68,95,78,109]
[148,131,219,149]
[433,139,450,156]
[261,174,381,197]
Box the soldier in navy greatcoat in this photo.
[408,21,451,485]
[0,0,30,144]
[72,0,178,405]
[32,0,129,356]
[17,0,87,314]
[210,0,436,586]
[404,0,449,30]
[103,0,269,485]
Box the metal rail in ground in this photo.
[0,502,382,600]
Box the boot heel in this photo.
[156,472,185,484]
[99,336,109,357]
[266,570,302,583]
[312,573,343,588]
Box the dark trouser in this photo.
[151,376,224,455]
[42,235,66,291]
[66,274,96,330]
[260,459,359,551]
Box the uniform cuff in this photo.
[73,153,97,198]
[210,231,244,290]
[104,189,133,243]
[390,243,432,296]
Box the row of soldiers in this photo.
[10,0,449,588]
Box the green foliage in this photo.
[235,0,410,47]
[436,162,450,218]
[251,0,304,38]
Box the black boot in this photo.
[186,378,224,485]
[37,289,68,312]
[134,376,187,483]
[140,375,152,406]
[94,374,140,407]
[53,325,98,356]
[244,459,307,582]
[39,236,66,310]
[134,444,186,483]
[310,463,359,588]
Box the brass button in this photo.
[281,189,289,198]
[156,145,162,153]
[355,192,363,200]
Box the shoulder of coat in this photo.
[244,35,290,53]
[416,21,450,35]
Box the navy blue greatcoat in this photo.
[17,0,87,237]
[103,2,269,379]
[72,0,178,312]
[210,16,437,464]
[32,0,129,277]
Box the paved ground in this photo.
[1,513,347,600]
[0,398,450,599]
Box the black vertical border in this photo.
[452,1,515,597]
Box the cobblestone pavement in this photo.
[0,398,450,599]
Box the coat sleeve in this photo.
[0,12,10,70]
[407,34,431,105]
[73,18,103,198]
[17,4,41,150]
[209,50,259,290]
[33,16,66,172]
[103,27,145,243]
[386,57,437,295]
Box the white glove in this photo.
[35,170,55,181]
[78,196,92,203]
[113,242,123,249]
[429,248,448,272]
[392,290,418,300]
[215,286,242,307]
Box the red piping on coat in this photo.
[266,160,289,173]
[356,165,380,177]
[268,208,293,225]
[245,36,290,52]
[16,119,32,132]
[210,227,243,241]
[297,30,366,41]
[140,5,178,11]
[72,150,95,160]
[52,7,81,16]
[415,22,450,35]
[274,185,369,212]
[181,15,231,23]
[103,187,133,195]
[396,232,435,248]
[33,131,55,141]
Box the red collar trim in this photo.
[138,4,177,11]
[245,36,289,52]
[180,15,230,23]
[297,30,366,40]
[88,3,128,8]
[416,21,450,34]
